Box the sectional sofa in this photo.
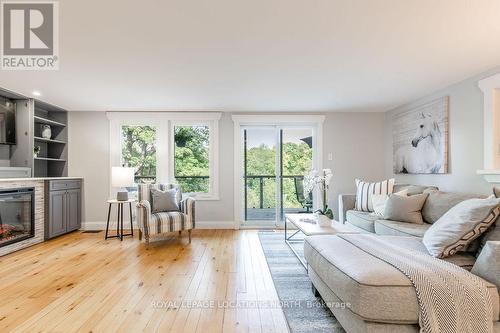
[304,184,500,333]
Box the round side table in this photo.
[105,199,135,241]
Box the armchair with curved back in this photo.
[136,183,195,247]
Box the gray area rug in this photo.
[258,231,345,333]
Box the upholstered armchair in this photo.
[136,183,195,246]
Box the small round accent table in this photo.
[105,199,135,241]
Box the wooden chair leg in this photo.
[178,230,182,236]
[139,229,143,241]
[188,229,191,243]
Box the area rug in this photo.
[258,231,345,333]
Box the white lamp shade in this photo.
[111,167,135,187]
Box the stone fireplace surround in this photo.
[0,179,44,257]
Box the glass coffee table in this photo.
[284,213,358,269]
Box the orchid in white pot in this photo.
[303,168,334,220]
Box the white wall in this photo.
[68,111,386,227]
[384,66,500,195]
[323,112,386,216]
[68,112,110,224]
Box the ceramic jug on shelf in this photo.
[41,125,51,139]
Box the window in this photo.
[174,125,210,193]
[108,112,221,200]
[121,125,157,184]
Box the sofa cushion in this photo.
[304,235,500,324]
[472,241,500,289]
[383,193,428,224]
[355,178,395,212]
[346,210,378,233]
[304,235,419,323]
[372,189,408,217]
[375,220,430,238]
[477,221,500,255]
[421,190,484,223]
[423,197,500,258]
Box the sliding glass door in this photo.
[243,126,314,226]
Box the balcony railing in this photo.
[245,175,304,207]
[134,175,210,193]
[134,175,308,219]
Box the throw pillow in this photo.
[471,241,500,288]
[423,197,500,258]
[355,178,395,212]
[494,186,500,198]
[150,188,180,213]
[371,189,408,217]
[383,192,429,224]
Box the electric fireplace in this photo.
[0,188,35,248]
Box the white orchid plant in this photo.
[303,168,334,219]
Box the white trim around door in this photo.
[231,115,325,228]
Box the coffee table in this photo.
[284,213,358,269]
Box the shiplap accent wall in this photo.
[0,180,44,256]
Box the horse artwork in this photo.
[393,97,449,174]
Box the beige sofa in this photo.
[304,184,500,333]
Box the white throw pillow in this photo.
[371,189,408,217]
[423,197,500,258]
[355,178,395,212]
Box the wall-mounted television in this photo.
[0,97,16,145]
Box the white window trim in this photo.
[169,120,220,200]
[231,115,325,227]
[107,112,221,201]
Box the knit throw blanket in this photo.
[337,234,494,333]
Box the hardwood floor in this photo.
[0,230,289,333]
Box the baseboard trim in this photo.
[82,220,237,230]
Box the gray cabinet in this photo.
[48,190,66,237]
[66,188,81,232]
[45,180,82,239]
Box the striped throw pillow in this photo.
[355,178,395,212]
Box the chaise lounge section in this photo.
[305,184,500,332]
[305,233,500,333]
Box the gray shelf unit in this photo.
[32,100,68,177]
[7,93,68,177]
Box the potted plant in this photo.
[33,146,41,158]
[304,169,334,226]
[174,128,193,147]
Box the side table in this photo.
[105,199,135,241]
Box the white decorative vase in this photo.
[316,214,331,227]
[41,125,52,139]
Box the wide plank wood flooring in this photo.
[0,230,289,333]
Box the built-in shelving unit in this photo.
[32,100,68,177]
[0,87,69,178]
[34,115,67,128]
[34,136,66,144]
[34,157,67,162]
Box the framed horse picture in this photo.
[393,96,449,174]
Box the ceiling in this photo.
[1,0,500,112]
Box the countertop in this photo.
[0,177,83,182]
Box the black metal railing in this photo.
[133,175,210,193]
[133,175,209,182]
[133,175,306,211]
[245,175,304,209]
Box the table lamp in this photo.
[112,167,134,201]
